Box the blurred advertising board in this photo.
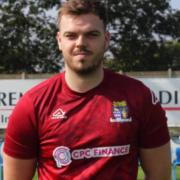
[0,80,43,129]
[0,78,180,128]
[139,78,180,127]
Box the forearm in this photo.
[140,142,171,180]
[3,153,37,180]
[143,174,171,180]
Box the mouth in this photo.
[73,51,92,56]
[73,47,92,56]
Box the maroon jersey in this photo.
[4,69,170,180]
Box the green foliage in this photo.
[160,41,180,69]
[0,0,180,73]
[106,0,180,71]
[0,0,62,73]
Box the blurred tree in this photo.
[0,0,62,73]
[105,0,180,71]
[160,41,180,70]
[0,0,180,73]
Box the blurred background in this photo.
[0,0,180,179]
[0,0,180,73]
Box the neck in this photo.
[65,67,104,93]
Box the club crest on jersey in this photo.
[110,101,132,122]
[53,146,72,168]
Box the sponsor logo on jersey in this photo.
[53,146,72,168]
[51,108,67,120]
[110,101,132,122]
[53,145,130,168]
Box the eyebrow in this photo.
[85,31,101,35]
[63,30,101,36]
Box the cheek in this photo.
[61,47,75,61]
[92,39,106,49]
[92,42,106,54]
[61,43,73,54]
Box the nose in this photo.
[76,35,87,47]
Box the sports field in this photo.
[138,166,180,180]
[33,166,180,179]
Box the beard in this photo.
[74,58,103,76]
[65,51,105,76]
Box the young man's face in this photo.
[57,13,110,75]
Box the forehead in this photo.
[59,14,104,33]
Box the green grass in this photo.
[33,166,180,179]
[138,166,180,180]
[174,166,180,180]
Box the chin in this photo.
[74,65,100,76]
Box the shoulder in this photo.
[104,69,149,92]
[18,72,64,108]
[26,72,64,97]
[103,69,154,105]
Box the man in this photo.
[3,0,171,179]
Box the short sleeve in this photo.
[139,87,170,148]
[3,94,38,159]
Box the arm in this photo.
[3,152,37,180]
[139,142,171,180]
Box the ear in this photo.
[56,31,62,51]
[104,31,110,51]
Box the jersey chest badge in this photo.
[110,100,132,123]
[51,108,67,120]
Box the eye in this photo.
[64,33,77,40]
[86,32,100,38]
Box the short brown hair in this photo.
[57,0,107,29]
